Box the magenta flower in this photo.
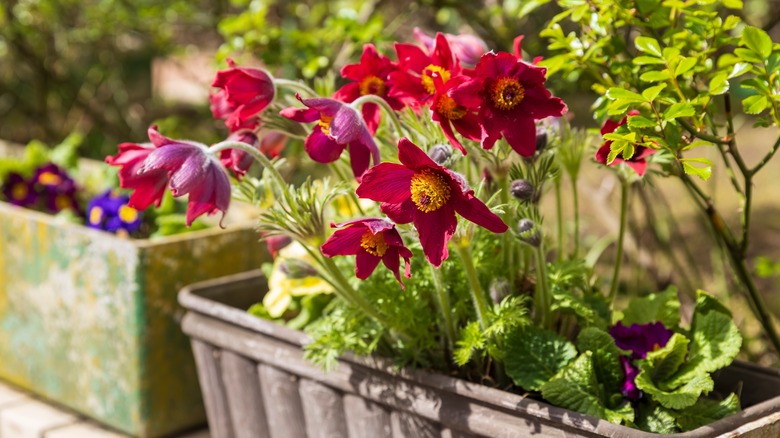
[619,356,641,401]
[321,218,413,286]
[280,94,379,180]
[220,129,260,179]
[211,59,275,130]
[107,125,231,226]
[609,321,674,360]
[595,110,656,176]
[356,138,508,267]
[32,163,80,213]
[413,27,488,66]
[390,33,461,108]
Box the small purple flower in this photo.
[609,321,674,360]
[619,356,641,401]
[87,190,142,234]
[32,163,79,213]
[2,172,38,207]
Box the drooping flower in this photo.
[86,190,142,234]
[211,59,276,130]
[619,356,641,401]
[334,44,405,134]
[259,130,287,158]
[321,218,413,286]
[595,110,656,176]
[389,33,461,107]
[280,94,379,180]
[609,321,674,360]
[413,27,488,66]
[356,138,508,267]
[107,125,231,226]
[219,129,260,179]
[2,172,38,207]
[32,163,79,213]
[264,234,292,258]
[451,39,567,156]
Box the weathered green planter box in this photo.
[0,200,266,437]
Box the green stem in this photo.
[210,141,287,189]
[679,118,728,145]
[455,243,491,330]
[608,180,630,304]
[533,242,552,329]
[430,264,456,354]
[499,176,515,288]
[554,179,564,263]
[570,175,580,259]
[274,78,318,97]
[350,94,405,138]
[752,135,780,175]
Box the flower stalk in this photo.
[608,179,629,304]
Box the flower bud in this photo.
[280,258,319,279]
[535,128,548,152]
[516,218,541,247]
[510,179,535,201]
[428,144,452,165]
[489,278,511,304]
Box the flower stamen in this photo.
[434,95,466,120]
[359,75,386,96]
[119,205,139,224]
[319,115,334,136]
[489,77,525,111]
[38,171,62,186]
[11,184,28,201]
[421,65,451,95]
[360,231,388,257]
[410,169,451,213]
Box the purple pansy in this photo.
[87,190,142,234]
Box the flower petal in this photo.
[414,205,457,267]
[452,192,508,233]
[355,250,382,279]
[356,163,414,204]
[305,128,346,163]
[381,199,416,224]
[397,138,439,171]
[321,226,365,256]
[501,116,538,157]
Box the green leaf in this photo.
[675,393,740,431]
[552,291,609,328]
[637,403,679,434]
[636,371,714,409]
[692,289,732,319]
[577,327,625,396]
[742,26,773,59]
[634,56,666,65]
[743,95,769,114]
[635,36,663,57]
[675,57,697,77]
[642,84,667,101]
[640,70,672,83]
[454,321,486,366]
[682,159,713,181]
[627,115,656,128]
[606,87,648,103]
[621,288,680,328]
[709,73,730,95]
[729,62,752,79]
[505,325,577,391]
[723,0,743,9]
[735,48,763,64]
[663,102,695,121]
[643,333,689,383]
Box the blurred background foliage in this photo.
[0,0,777,156]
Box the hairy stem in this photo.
[430,264,456,355]
[274,78,318,97]
[455,243,491,330]
[608,180,630,304]
[350,94,405,138]
[534,243,552,329]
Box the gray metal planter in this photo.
[179,270,780,438]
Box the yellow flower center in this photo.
[55,195,71,210]
[38,171,62,186]
[410,169,451,213]
[490,77,525,111]
[421,64,451,95]
[434,95,466,120]
[89,207,104,225]
[11,183,28,200]
[318,114,334,136]
[119,205,139,223]
[360,231,388,257]
[359,75,386,96]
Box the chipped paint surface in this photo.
[0,202,265,437]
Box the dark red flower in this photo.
[280,94,379,180]
[211,59,275,130]
[220,129,260,179]
[389,33,461,107]
[609,321,674,360]
[356,138,507,267]
[595,110,656,176]
[106,141,169,210]
[321,218,413,286]
[430,74,481,154]
[413,27,488,66]
[334,44,405,134]
[451,39,567,156]
[259,130,287,158]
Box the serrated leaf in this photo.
[635,36,663,57]
[636,371,714,409]
[642,84,667,101]
[743,95,769,114]
[663,102,695,121]
[637,404,679,433]
[640,70,672,83]
[628,115,656,128]
[621,288,680,328]
[606,87,648,103]
[577,327,625,396]
[729,62,752,79]
[643,333,689,384]
[709,73,730,95]
[742,26,773,59]
[675,393,740,431]
[675,57,697,76]
[505,325,577,391]
[454,321,485,366]
[634,56,666,65]
[682,160,713,181]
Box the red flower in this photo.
[356,138,508,267]
[451,40,567,156]
[430,74,481,154]
[211,59,275,130]
[389,33,461,107]
[280,94,379,180]
[106,141,169,210]
[595,110,655,176]
[321,218,413,287]
[220,129,260,179]
[334,44,405,134]
[413,27,488,67]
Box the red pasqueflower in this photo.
[451,40,567,156]
[595,110,656,176]
[334,44,405,134]
[280,94,379,180]
[356,138,507,267]
[430,74,481,154]
[413,27,488,67]
[389,33,461,107]
[211,59,275,130]
[220,129,260,179]
[107,126,231,226]
[321,218,413,287]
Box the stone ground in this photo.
[0,381,209,438]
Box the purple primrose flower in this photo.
[609,321,674,360]
[2,172,38,207]
[87,190,142,234]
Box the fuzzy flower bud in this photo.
[510,179,535,201]
[516,218,541,247]
[428,144,452,165]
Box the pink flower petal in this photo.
[356,163,414,204]
[321,226,365,256]
[414,205,457,267]
[305,128,346,163]
[355,250,382,279]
